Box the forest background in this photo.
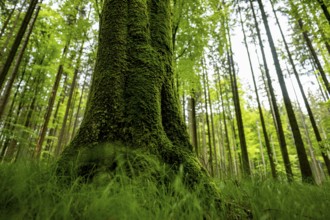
[0,0,330,219]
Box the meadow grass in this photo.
[0,162,329,219]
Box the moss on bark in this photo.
[58,0,221,210]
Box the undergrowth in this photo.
[0,162,329,219]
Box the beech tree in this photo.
[58,0,220,199]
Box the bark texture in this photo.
[58,0,221,204]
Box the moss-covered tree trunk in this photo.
[58,0,220,201]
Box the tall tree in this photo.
[0,0,39,89]
[317,0,330,24]
[238,5,277,179]
[288,0,330,96]
[249,0,293,181]
[58,0,219,200]
[257,0,313,182]
[270,0,330,176]
[225,12,251,176]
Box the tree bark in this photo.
[201,61,214,176]
[34,43,69,158]
[250,0,293,181]
[55,40,85,156]
[188,94,198,155]
[58,0,220,202]
[271,0,330,176]
[257,0,314,183]
[0,4,40,119]
[0,0,38,89]
[239,5,277,179]
[0,1,17,39]
[318,0,330,24]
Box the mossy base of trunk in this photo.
[57,142,252,218]
[58,143,217,204]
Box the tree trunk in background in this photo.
[289,1,330,96]
[0,0,38,89]
[225,19,250,176]
[0,4,40,119]
[202,62,214,176]
[55,40,85,156]
[216,70,232,176]
[288,74,323,184]
[45,74,68,154]
[0,1,17,39]
[239,6,277,179]
[205,62,219,176]
[271,1,330,176]
[188,94,198,155]
[250,0,293,182]
[34,43,69,158]
[257,0,314,183]
[0,0,27,58]
[225,88,239,177]
[71,74,89,140]
[318,0,330,24]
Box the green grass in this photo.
[0,162,329,219]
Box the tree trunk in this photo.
[250,0,293,182]
[0,0,38,89]
[225,21,250,176]
[71,73,88,140]
[45,74,68,154]
[289,1,330,96]
[0,4,40,119]
[188,94,198,155]
[271,0,330,176]
[201,61,214,176]
[55,40,85,156]
[216,70,232,176]
[239,5,277,179]
[318,0,330,24]
[0,0,27,58]
[58,0,220,203]
[34,43,69,158]
[257,0,314,183]
[0,1,17,39]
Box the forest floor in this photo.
[0,162,329,219]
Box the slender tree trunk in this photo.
[271,0,330,176]
[45,74,68,154]
[0,0,27,58]
[256,122,266,175]
[188,93,198,155]
[289,1,330,95]
[288,73,323,183]
[257,0,314,182]
[0,1,17,39]
[34,42,69,158]
[71,74,88,140]
[226,14,251,176]
[201,61,214,176]
[205,63,219,176]
[250,0,293,181]
[55,41,85,156]
[0,4,40,119]
[0,0,38,89]
[225,21,250,176]
[66,90,78,146]
[238,6,277,179]
[318,0,330,24]
[217,72,232,176]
